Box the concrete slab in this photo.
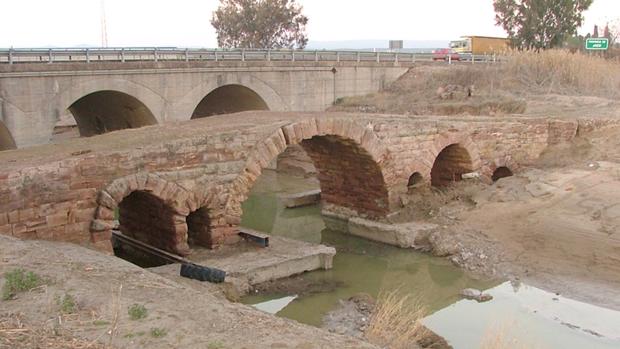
[322,208,438,248]
[279,189,321,208]
[150,235,335,295]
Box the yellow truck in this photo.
[449,36,510,55]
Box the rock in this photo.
[460,288,481,299]
[427,231,459,257]
[322,293,375,338]
[460,288,493,302]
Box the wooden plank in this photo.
[111,230,191,264]
[238,228,270,247]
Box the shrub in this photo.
[150,327,167,338]
[58,293,76,314]
[128,303,148,320]
[2,269,41,300]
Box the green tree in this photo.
[493,0,593,50]
[211,0,308,49]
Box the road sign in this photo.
[585,38,609,50]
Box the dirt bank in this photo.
[0,235,376,349]
[400,126,620,311]
[330,51,620,119]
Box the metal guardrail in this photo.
[0,47,421,64]
[0,47,503,65]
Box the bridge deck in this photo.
[0,111,547,172]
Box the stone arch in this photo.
[487,155,518,182]
[191,84,269,119]
[0,120,16,151]
[226,118,396,224]
[492,166,513,182]
[427,133,482,187]
[176,74,287,121]
[431,144,474,187]
[49,77,166,139]
[91,173,200,256]
[407,172,424,189]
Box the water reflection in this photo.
[424,282,620,349]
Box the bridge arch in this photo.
[0,120,17,151]
[91,173,202,256]
[401,133,483,189]
[225,118,397,229]
[487,155,518,182]
[191,84,269,119]
[50,78,166,138]
[68,90,158,137]
[178,75,287,120]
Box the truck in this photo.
[449,36,510,56]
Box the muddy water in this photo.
[240,170,620,349]
[240,170,497,326]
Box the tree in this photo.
[211,0,308,49]
[605,21,620,46]
[493,0,593,50]
[593,24,599,38]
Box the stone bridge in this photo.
[0,56,409,149]
[0,112,580,255]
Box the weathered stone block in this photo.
[280,189,321,208]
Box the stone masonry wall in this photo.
[0,113,580,254]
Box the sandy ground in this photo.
[414,126,620,311]
[0,235,375,349]
[464,164,620,309]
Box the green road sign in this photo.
[585,38,609,50]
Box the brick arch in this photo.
[90,173,198,256]
[484,155,519,183]
[401,133,483,189]
[225,118,397,223]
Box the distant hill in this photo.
[306,39,450,51]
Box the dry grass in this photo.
[330,50,620,116]
[364,289,429,349]
[503,50,620,98]
[0,313,110,349]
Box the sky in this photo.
[0,0,617,48]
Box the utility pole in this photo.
[101,0,109,47]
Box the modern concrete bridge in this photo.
[0,111,581,255]
[0,48,413,149]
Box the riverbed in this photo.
[239,169,620,349]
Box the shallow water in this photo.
[239,170,620,348]
[240,170,497,326]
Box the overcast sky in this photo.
[0,0,617,48]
